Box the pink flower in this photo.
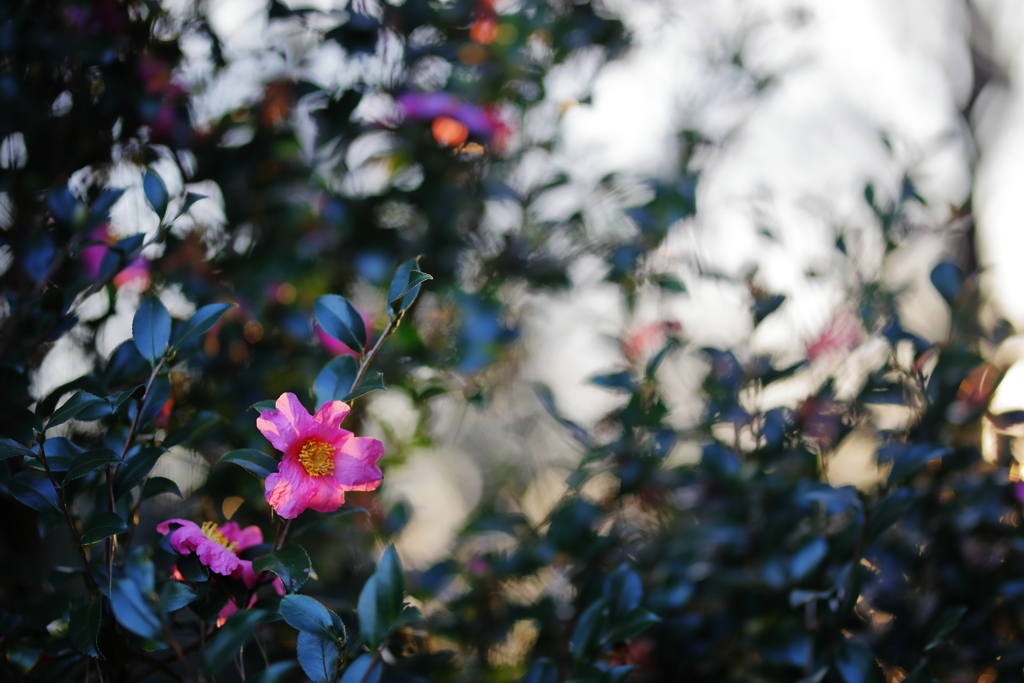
[257,392,384,519]
[157,519,244,576]
[80,225,151,290]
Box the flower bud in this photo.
[46,619,69,638]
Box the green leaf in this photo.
[248,661,299,683]
[133,297,172,364]
[220,449,278,479]
[339,653,381,683]
[113,446,166,499]
[110,578,160,639]
[589,372,635,393]
[250,399,279,412]
[357,545,405,649]
[314,355,358,407]
[172,192,208,222]
[8,472,60,512]
[158,581,199,613]
[604,566,642,620]
[314,295,367,354]
[87,188,126,228]
[162,410,221,448]
[279,594,336,639]
[143,168,169,219]
[835,638,883,683]
[136,375,171,429]
[387,257,431,316]
[65,449,120,483]
[252,544,312,593]
[142,476,182,499]
[570,598,608,666]
[80,512,128,545]
[521,658,558,683]
[173,303,235,350]
[125,545,155,594]
[176,553,210,582]
[108,385,143,413]
[204,609,273,675]
[69,601,103,659]
[47,391,108,429]
[0,437,34,461]
[925,606,966,651]
[602,607,660,644]
[298,631,340,683]
[343,372,386,402]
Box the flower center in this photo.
[299,439,335,477]
[201,522,238,552]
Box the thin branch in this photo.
[38,440,99,597]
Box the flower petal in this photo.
[169,524,207,555]
[333,436,384,491]
[257,392,314,454]
[265,467,316,519]
[156,518,196,536]
[233,559,260,588]
[219,522,263,551]
[305,476,348,513]
[313,400,351,430]
[197,541,240,575]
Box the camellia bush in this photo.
[3,1,1024,683]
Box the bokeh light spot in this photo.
[243,320,264,343]
[432,116,469,147]
[496,23,518,45]
[470,19,497,45]
[276,282,297,305]
[458,43,488,65]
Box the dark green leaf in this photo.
[604,666,638,683]
[126,545,155,594]
[357,545,404,649]
[299,631,340,683]
[0,438,34,461]
[133,297,172,364]
[69,601,103,659]
[220,449,278,479]
[590,371,634,393]
[252,544,312,593]
[248,661,299,683]
[387,257,430,316]
[47,391,107,429]
[279,594,336,639]
[602,607,660,644]
[108,385,143,413]
[521,658,558,683]
[176,553,210,582]
[343,372,386,402]
[314,355,358,406]
[339,653,381,683]
[204,609,273,675]
[163,410,222,448]
[173,303,235,350]
[389,270,432,306]
[110,578,160,639]
[113,446,166,499]
[789,537,827,581]
[570,598,608,666]
[143,168,169,219]
[142,477,182,499]
[87,188,126,227]
[250,399,278,412]
[137,375,171,429]
[172,192,208,221]
[604,566,642,619]
[314,295,367,354]
[158,581,199,613]
[65,449,120,483]
[80,512,128,545]
[835,639,883,683]
[930,262,962,304]
[925,606,966,651]
[8,472,60,512]
[865,489,915,544]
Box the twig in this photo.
[38,440,100,597]
[349,319,397,395]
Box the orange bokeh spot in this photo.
[432,116,469,147]
[470,18,497,44]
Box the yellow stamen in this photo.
[299,439,335,477]
[201,521,238,552]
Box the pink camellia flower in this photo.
[80,224,151,290]
[156,519,244,576]
[257,392,384,519]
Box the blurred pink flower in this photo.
[80,225,151,290]
[258,392,383,519]
[315,309,373,358]
[807,309,862,362]
[398,92,503,138]
[157,519,243,576]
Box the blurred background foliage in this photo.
[2,1,1024,682]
